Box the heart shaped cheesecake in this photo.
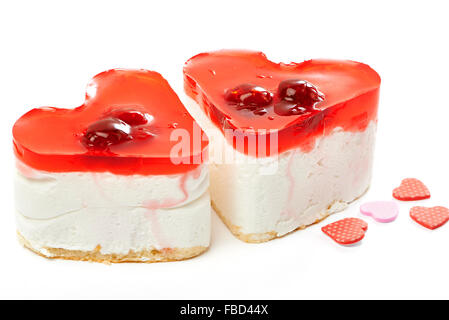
[184,50,380,242]
[13,69,210,262]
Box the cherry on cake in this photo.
[13,69,210,262]
[183,50,381,243]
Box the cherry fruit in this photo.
[278,79,324,107]
[82,118,132,149]
[225,84,273,108]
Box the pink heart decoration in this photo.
[360,201,399,223]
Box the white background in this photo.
[1,0,448,299]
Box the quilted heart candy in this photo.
[410,206,449,230]
[393,178,430,201]
[360,201,399,223]
[322,218,368,245]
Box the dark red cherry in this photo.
[278,79,324,107]
[225,84,273,107]
[110,109,150,126]
[82,118,132,149]
[274,100,310,116]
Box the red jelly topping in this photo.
[274,101,311,116]
[184,50,381,156]
[13,69,208,175]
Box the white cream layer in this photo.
[184,96,376,241]
[15,162,211,254]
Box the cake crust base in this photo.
[17,232,207,264]
[212,186,369,243]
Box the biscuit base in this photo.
[212,202,328,243]
[17,232,207,264]
[212,186,369,243]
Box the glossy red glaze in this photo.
[184,50,381,156]
[13,69,208,175]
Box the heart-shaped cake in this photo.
[13,69,210,263]
[184,50,380,242]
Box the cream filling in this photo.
[16,192,211,255]
[14,161,211,253]
[15,162,208,220]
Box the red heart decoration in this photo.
[322,218,368,245]
[410,206,449,230]
[184,50,380,156]
[393,178,431,201]
[13,69,207,175]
